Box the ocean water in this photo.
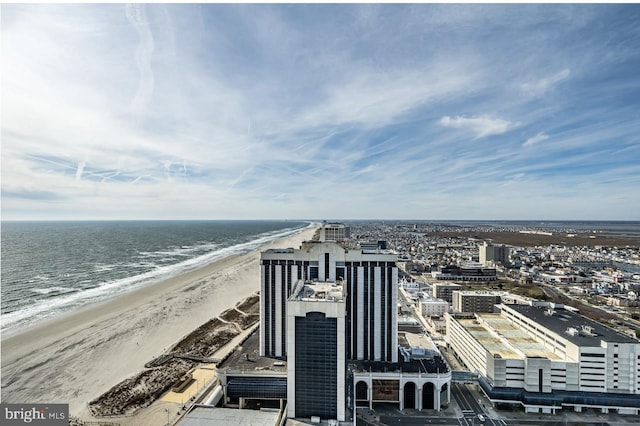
[0,220,309,333]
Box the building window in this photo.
[538,369,543,392]
[324,253,330,281]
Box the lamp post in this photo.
[164,408,170,426]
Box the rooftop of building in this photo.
[453,290,505,296]
[504,304,638,345]
[420,298,449,304]
[349,352,449,375]
[462,262,486,268]
[401,331,439,353]
[220,326,448,379]
[178,406,280,426]
[457,314,560,360]
[262,248,296,254]
[433,282,463,288]
[218,329,287,374]
[263,239,397,256]
[289,280,345,302]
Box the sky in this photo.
[2,4,640,221]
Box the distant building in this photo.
[446,302,640,415]
[319,222,350,242]
[359,240,387,251]
[431,263,497,282]
[431,283,463,303]
[479,242,510,267]
[421,298,450,318]
[500,293,537,305]
[594,270,624,284]
[452,291,502,313]
[426,315,447,334]
[401,278,420,292]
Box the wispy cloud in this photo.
[521,68,571,97]
[75,162,86,181]
[125,4,156,116]
[523,132,549,147]
[439,115,514,138]
[2,4,639,220]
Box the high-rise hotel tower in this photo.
[260,225,398,362]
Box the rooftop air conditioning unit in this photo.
[565,327,579,336]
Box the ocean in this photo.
[0,220,309,333]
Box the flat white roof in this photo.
[457,314,560,360]
[179,406,279,426]
[454,291,505,296]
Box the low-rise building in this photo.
[431,283,463,303]
[401,278,420,292]
[421,298,450,318]
[446,302,640,415]
[452,291,502,313]
[432,263,497,282]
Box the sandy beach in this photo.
[0,224,318,417]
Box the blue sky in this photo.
[2,4,639,220]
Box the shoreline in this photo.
[0,223,319,415]
[1,222,312,338]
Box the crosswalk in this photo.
[458,410,476,426]
[457,409,508,426]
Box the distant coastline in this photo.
[342,220,640,237]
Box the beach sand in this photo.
[0,224,318,417]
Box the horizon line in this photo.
[2,218,639,223]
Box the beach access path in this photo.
[0,224,319,418]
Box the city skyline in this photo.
[2,4,639,221]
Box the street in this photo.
[450,382,497,426]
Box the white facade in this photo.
[452,291,503,313]
[319,223,350,242]
[421,298,449,318]
[446,302,640,414]
[402,279,420,292]
[353,370,451,412]
[480,242,510,267]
